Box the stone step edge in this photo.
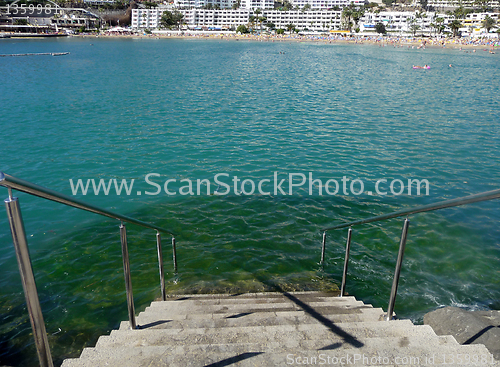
[159,291,346,300]
[77,341,494,361]
[140,305,376,318]
[136,308,386,322]
[96,326,458,349]
[120,317,412,332]
[148,296,362,306]
[139,305,383,318]
[128,309,388,330]
[147,299,367,308]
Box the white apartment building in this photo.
[174,0,271,9]
[183,9,251,28]
[131,9,161,29]
[240,0,275,9]
[174,0,361,9]
[132,8,342,30]
[263,10,342,30]
[174,0,202,8]
[290,0,366,9]
[360,10,499,34]
[361,11,423,32]
[132,7,498,33]
[175,0,239,9]
[427,0,499,9]
[460,12,500,34]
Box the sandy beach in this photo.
[89,31,500,49]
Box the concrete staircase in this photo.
[61,292,499,367]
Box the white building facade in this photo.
[131,9,161,29]
[263,10,342,30]
[174,0,240,9]
[183,9,251,28]
[132,8,342,30]
[174,0,361,9]
[132,7,498,33]
[240,0,275,9]
[426,0,499,10]
[290,0,366,9]
[361,11,426,32]
[360,10,499,35]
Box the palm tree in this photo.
[482,16,496,34]
[408,18,420,36]
[351,8,365,31]
[414,11,426,36]
[257,16,267,32]
[265,21,275,31]
[248,15,256,32]
[474,0,489,12]
[435,17,445,35]
[160,10,184,30]
[341,4,364,32]
[451,6,465,20]
[285,23,296,33]
[341,5,353,31]
[449,19,462,37]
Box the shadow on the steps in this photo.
[319,342,343,350]
[226,312,254,319]
[205,352,264,366]
[278,289,364,349]
[138,320,171,329]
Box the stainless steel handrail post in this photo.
[172,237,177,273]
[320,231,327,265]
[156,232,166,301]
[119,223,136,329]
[340,227,352,297]
[386,218,410,321]
[4,196,54,367]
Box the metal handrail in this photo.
[320,188,500,322]
[0,172,176,236]
[321,189,500,232]
[0,172,178,367]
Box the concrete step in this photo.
[97,324,455,349]
[109,320,437,345]
[139,302,375,319]
[61,292,500,367]
[160,291,346,302]
[152,293,360,307]
[62,342,498,367]
[145,300,369,314]
[122,308,387,331]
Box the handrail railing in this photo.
[322,189,500,232]
[0,172,178,367]
[0,172,176,236]
[320,188,500,322]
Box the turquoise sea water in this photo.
[0,37,499,366]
